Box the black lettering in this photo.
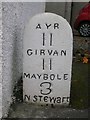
[54,23,59,29]
[48,50,53,55]
[27,49,33,56]
[24,95,30,101]
[49,97,56,103]
[43,74,48,80]
[62,97,67,103]
[64,74,68,80]
[38,96,43,101]
[35,49,38,55]
[33,95,37,102]
[43,59,45,70]
[40,49,45,55]
[56,97,61,103]
[40,82,52,95]
[53,50,58,56]
[45,23,52,29]
[36,24,41,29]
[37,74,42,79]
[50,74,55,80]
[50,58,52,70]
[50,33,53,46]
[31,74,36,79]
[44,96,48,102]
[57,74,61,80]
[23,73,30,78]
[61,50,66,56]
[43,33,45,46]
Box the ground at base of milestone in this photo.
[6,63,89,118]
[5,102,88,118]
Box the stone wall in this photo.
[45,2,72,23]
[0,2,2,118]
[2,2,45,117]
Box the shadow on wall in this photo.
[45,2,66,18]
[11,25,23,103]
[2,2,45,117]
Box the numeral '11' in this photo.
[42,33,53,70]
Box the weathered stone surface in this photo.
[23,13,73,105]
[2,2,45,118]
[8,103,88,118]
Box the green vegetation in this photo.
[70,62,89,109]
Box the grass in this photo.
[70,62,89,109]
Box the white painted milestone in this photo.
[23,13,73,105]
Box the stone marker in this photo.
[23,13,73,105]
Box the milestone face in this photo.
[23,13,73,105]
